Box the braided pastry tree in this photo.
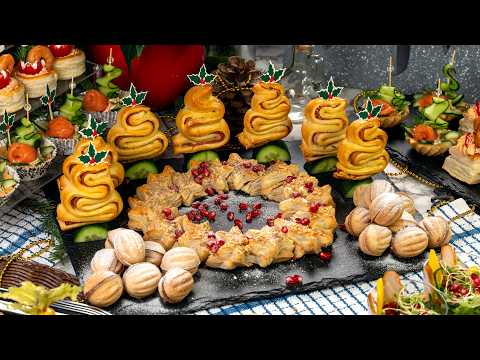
[173,84,230,154]
[57,139,123,231]
[107,105,169,163]
[334,99,389,180]
[238,82,292,149]
[301,78,348,161]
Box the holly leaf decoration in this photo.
[371,104,382,118]
[356,97,382,120]
[120,83,147,107]
[319,77,343,100]
[40,94,49,106]
[187,64,216,86]
[79,128,93,138]
[260,61,286,83]
[0,111,14,134]
[366,99,373,113]
[357,110,369,120]
[79,115,107,139]
[78,142,109,165]
[40,84,56,106]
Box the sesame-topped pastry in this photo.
[49,45,86,80]
[205,226,248,270]
[15,46,58,99]
[0,54,25,113]
[225,153,266,193]
[301,77,348,161]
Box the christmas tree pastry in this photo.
[172,65,230,154]
[301,77,348,161]
[238,61,292,149]
[107,84,169,162]
[56,139,124,231]
[334,98,390,180]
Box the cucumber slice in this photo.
[15,125,35,138]
[0,179,17,188]
[443,64,460,92]
[0,161,6,173]
[125,160,159,180]
[40,146,55,158]
[186,150,220,170]
[304,157,337,175]
[444,131,460,143]
[378,85,396,97]
[254,142,291,164]
[338,178,373,199]
[423,101,449,121]
[450,94,464,106]
[73,224,108,243]
[17,133,42,148]
[20,117,32,127]
[377,93,393,104]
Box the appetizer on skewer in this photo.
[0,159,19,207]
[0,54,25,113]
[173,64,230,154]
[49,45,86,80]
[404,113,460,156]
[443,116,480,184]
[238,61,292,149]
[15,45,58,99]
[301,77,348,162]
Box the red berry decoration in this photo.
[192,202,201,209]
[252,165,264,173]
[275,212,283,219]
[266,218,274,226]
[219,194,228,200]
[285,176,296,183]
[192,168,200,177]
[162,208,172,217]
[194,214,203,222]
[234,219,243,230]
[309,203,320,213]
[319,251,332,262]
[243,162,252,169]
[252,209,261,218]
[253,203,262,210]
[246,212,253,223]
[201,209,210,218]
[175,230,184,239]
[227,211,235,221]
[286,274,303,287]
[206,187,216,196]
[194,177,202,184]
[214,198,222,206]
[239,202,248,211]
[220,203,228,211]
[291,191,301,198]
[295,218,302,224]
[301,218,310,226]
[208,211,216,221]
[281,226,289,233]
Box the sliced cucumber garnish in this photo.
[254,141,291,164]
[423,100,449,121]
[186,150,220,170]
[304,157,337,175]
[40,146,55,158]
[338,178,373,199]
[0,161,6,173]
[444,131,460,143]
[126,160,159,180]
[73,224,108,243]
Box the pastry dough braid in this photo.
[107,105,169,163]
[334,118,389,180]
[56,150,123,231]
[238,82,292,149]
[71,137,125,187]
[301,97,348,161]
[172,85,230,154]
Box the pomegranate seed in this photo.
[266,218,274,226]
[234,219,243,230]
[192,169,200,177]
[307,187,314,193]
[243,162,252,169]
[187,212,194,221]
[222,160,228,165]
[217,239,225,246]
[200,162,208,169]
[194,177,202,184]
[295,218,302,224]
[285,176,296,183]
[199,203,209,211]
[246,212,253,223]
[208,211,216,221]
[163,208,172,216]
[304,182,314,189]
[239,202,248,211]
[319,252,332,262]
[201,209,210,217]
[192,202,201,209]
[204,169,211,177]
[301,218,310,226]
[275,212,283,219]
[206,187,216,196]
[309,203,319,213]
[166,214,175,221]
[214,198,222,205]
[291,191,301,198]
[252,209,261,218]
[253,203,262,210]
[194,214,203,222]
[227,212,235,221]
[175,230,184,238]
[252,165,263,172]
[286,274,303,287]
[219,194,228,200]
[281,226,288,233]
[220,203,228,211]
[207,232,216,239]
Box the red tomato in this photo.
[86,45,205,110]
[0,71,10,89]
[49,45,74,58]
[417,94,433,108]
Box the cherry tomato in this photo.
[48,45,74,58]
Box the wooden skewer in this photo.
[70,77,75,96]
[107,47,114,65]
[436,78,442,97]
[450,48,456,66]
[25,93,30,122]
[388,56,393,87]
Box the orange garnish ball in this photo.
[7,143,38,164]
[82,89,109,112]
[47,116,75,139]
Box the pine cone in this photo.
[213,56,261,136]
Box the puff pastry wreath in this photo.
[334,118,390,180]
[107,105,169,163]
[56,141,124,231]
[238,82,292,149]
[172,84,230,154]
[301,97,348,162]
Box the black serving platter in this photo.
[44,140,428,314]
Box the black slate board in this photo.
[44,141,427,314]
[385,115,480,210]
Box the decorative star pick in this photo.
[318,77,343,100]
[187,64,216,86]
[260,61,286,83]
[356,98,382,120]
[78,142,109,166]
[79,115,107,139]
[0,111,15,146]
[40,84,56,121]
[120,83,147,107]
